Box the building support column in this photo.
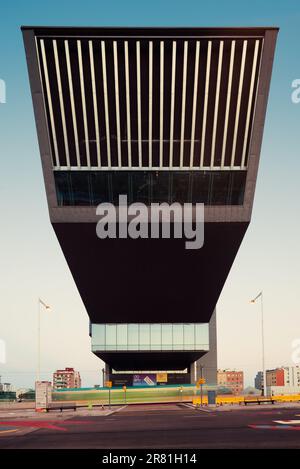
[191,309,217,385]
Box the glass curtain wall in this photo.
[55,170,246,206]
[91,323,209,352]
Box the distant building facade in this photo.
[217,370,244,394]
[266,366,300,395]
[3,383,12,392]
[0,378,12,392]
[254,371,263,390]
[53,367,81,390]
[0,382,12,392]
[266,368,285,387]
[283,366,300,387]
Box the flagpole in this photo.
[38,298,40,382]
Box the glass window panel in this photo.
[171,172,190,204]
[70,171,91,205]
[161,344,172,350]
[116,344,128,351]
[191,172,210,204]
[151,172,170,203]
[131,172,151,204]
[139,344,151,350]
[139,324,150,347]
[173,344,182,350]
[54,171,73,206]
[105,324,116,346]
[230,171,246,205]
[117,324,128,346]
[111,171,131,205]
[184,343,194,350]
[150,345,161,350]
[173,324,183,349]
[106,345,117,351]
[184,324,194,346]
[150,324,161,347]
[128,324,139,346]
[90,172,110,205]
[211,172,230,205]
[195,324,209,346]
[91,324,105,347]
[162,324,173,348]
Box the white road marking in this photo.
[106,405,127,416]
[274,420,300,425]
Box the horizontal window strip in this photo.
[54,170,246,206]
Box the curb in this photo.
[182,403,214,413]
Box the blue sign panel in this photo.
[133,374,157,387]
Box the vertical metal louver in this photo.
[36,35,263,171]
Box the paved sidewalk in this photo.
[0,405,125,420]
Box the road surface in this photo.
[1,403,300,449]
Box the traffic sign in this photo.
[105,381,112,388]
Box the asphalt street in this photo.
[1,403,300,449]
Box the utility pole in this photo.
[37,298,50,382]
[200,365,204,407]
[251,291,266,396]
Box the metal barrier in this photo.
[53,385,211,405]
[51,387,300,407]
[193,394,300,406]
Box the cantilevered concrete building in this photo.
[22,26,278,386]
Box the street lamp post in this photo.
[251,291,266,396]
[37,298,50,382]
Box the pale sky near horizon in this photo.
[1,0,300,389]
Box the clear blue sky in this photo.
[0,0,300,389]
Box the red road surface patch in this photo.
[0,420,94,432]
